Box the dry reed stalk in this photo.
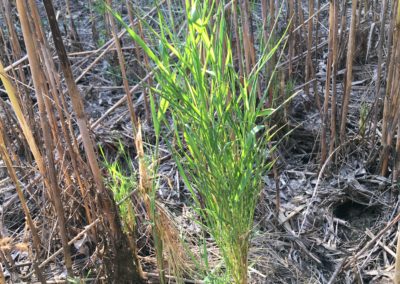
[261,1,268,45]
[381,0,398,176]
[240,1,256,72]
[0,60,44,178]
[0,58,59,280]
[65,0,82,51]
[107,0,138,129]
[339,0,358,144]
[88,0,99,46]
[260,0,281,214]
[106,0,144,277]
[41,0,144,281]
[311,4,323,115]
[371,0,387,146]
[303,0,323,115]
[288,0,295,77]
[0,36,34,154]
[135,122,166,284]
[392,2,400,181]
[30,22,79,203]
[41,45,93,224]
[270,0,276,30]
[28,0,82,239]
[0,0,35,127]
[1,0,22,67]
[0,120,46,284]
[390,85,400,180]
[269,0,276,42]
[314,0,321,59]
[338,0,347,61]
[329,0,339,156]
[40,42,93,225]
[232,0,244,81]
[135,122,189,283]
[262,0,277,107]
[240,0,261,102]
[320,0,337,165]
[297,1,305,50]
[305,0,314,97]
[56,74,87,175]
[16,0,73,275]
[40,56,79,205]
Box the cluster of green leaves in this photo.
[109,0,284,282]
[99,143,136,230]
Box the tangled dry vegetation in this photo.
[1,0,400,283]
